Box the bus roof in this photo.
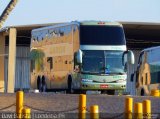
[32,21,122,33]
[141,46,160,53]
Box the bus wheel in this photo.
[37,76,42,92]
[42,76,47,92]
[141,88,145,96]
[81,90,86,94]
[101,90,107,94]
[67,75,73,94]
[107,90,115,95]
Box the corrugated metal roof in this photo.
[121,21,160,30]
[0,27,9,33]
[0,22,59,32]
[1,21,160,33]
[1,21,160,49]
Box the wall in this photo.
[5,46,30,91]
[126,50,141,95]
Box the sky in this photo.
[0,0,160,27]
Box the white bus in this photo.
[131,46,160,96]
[30,21,134,94]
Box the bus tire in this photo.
[141,88,145,96]
[37,76,42,92]
[81,90,86,94]
[42,76,47,92]
[101,90,107,94]
[107,90,115,95]
[67,75,73,94]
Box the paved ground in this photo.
[0,93,159,118]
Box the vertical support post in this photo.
[143,100,151,119]
[79,94,86,119]
[0,33,5,92]
[16,91,24,119]
[134,103,143,119]
[90,105,99,119]
[125,97,133,119]
[22,108,31,119]
[7,28,17,93]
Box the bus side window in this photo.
[136,71,138,82]
[31,60,35,72]
[146,73,148,84]
[138,52,144,65]
[47,57,53,70]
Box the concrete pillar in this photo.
[0,33,5,92]
[7,28,17,93]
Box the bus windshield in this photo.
[82,50,125,75]
[80,25,126,45]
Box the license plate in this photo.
[100,84,108,88]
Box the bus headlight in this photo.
[82,79,93,82]
[116,79,126,83]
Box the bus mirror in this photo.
[127,50,135,64]
[122,52,127,66]
[76,49,83,63]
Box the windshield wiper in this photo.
[107,72,126,75]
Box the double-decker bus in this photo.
[131,46,160,96]
[30,21,134,94]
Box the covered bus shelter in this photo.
[122,22,160,94]
[0,23,55,93]
[0,22,160,93]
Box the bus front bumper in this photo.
[81,82,126,90]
